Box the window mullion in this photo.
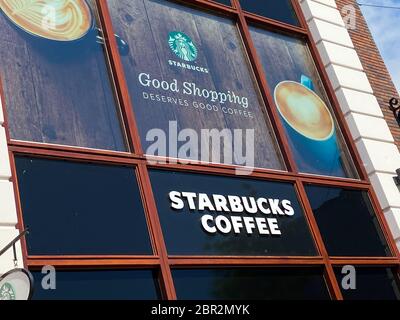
[137,162,177,300]
[295,179,344,300]
[96,0,144,155]
[233,0,298,173]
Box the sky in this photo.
[360,0,400,93]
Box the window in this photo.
[0,0,127,151]
[31,269,161,300]
[15,156,152,255]
[306,185,391,257]
[173,268,330,300]
[250,28,357,178]
[2,0,398,301]
[239,0,299,26]
[107,0,284,170]
[150,169,316,256]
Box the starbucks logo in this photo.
[0,282,16,300]
[168,31,198,62]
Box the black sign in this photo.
[150,169,317,256]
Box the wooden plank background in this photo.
[0,0,126,151]
[108,0,284,169]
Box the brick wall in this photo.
[336,0,400,149]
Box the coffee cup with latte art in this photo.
[0,0,93,41]
[274,81,341,174]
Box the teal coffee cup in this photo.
[274,80,341,175]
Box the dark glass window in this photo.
[173,268,330,300]
[334,267,400,300]
[108,0,284,170]
[213,0,232,6]
[250,28,357,178]
[16,157,152,255]
[150,170,316,256]
[306,186,391,257]
[239,0,299,26]
[31,269,161,300]
[0,1,126,151]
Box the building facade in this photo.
[0,0,399,300]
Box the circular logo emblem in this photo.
[0,282,16,300]
[168,31,198,62]
[0,268,33,300]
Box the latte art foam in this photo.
[275,81,334,140]
[0,0,92,41]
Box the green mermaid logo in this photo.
[168,31,198,62]
[0,282,16,300]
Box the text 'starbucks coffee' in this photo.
[274,81,341,174]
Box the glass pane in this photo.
[334,267,400,300]
[0,0,126,151]
[213,0,231,6]
[16,156,152,255]
[250,28,358,178]
[173,268,330,300]
[108,0,284,170]
[150,169,317,256]
[306,185,391,257]
[31,269,161,300]
[240,0,299,26]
